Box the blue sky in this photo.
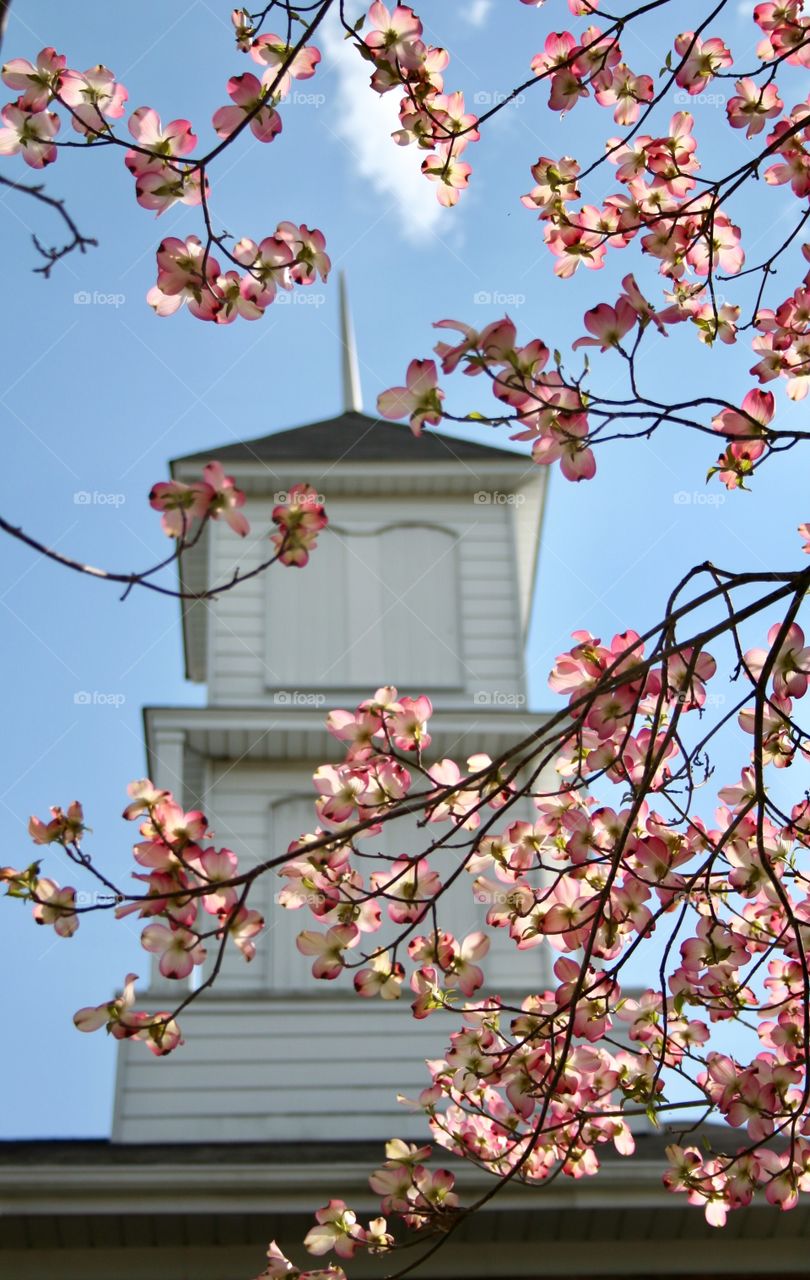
[1,1,807,1137]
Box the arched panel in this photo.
[265,523,463,692]
[266,794,339,992]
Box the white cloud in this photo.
[320,20,443,243]
[465,0,493,27]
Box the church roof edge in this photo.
[171,411,526,470]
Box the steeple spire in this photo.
[339,271,363,413]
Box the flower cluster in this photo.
[304,1199,393,1258]
[0,49,126,167]
[118,779,263,974]
[513,9,804,295]
[73,972,184,1057]
[147,225,330,324]
[0,42,328,321]
[150,460,249,538]
[271,483,328,567]
[148,468,327,570]
[275,686,510,1001]
[0,802,86,938]
[125,108,202,215]
[751,254,810,403]
[367,1140,457,1229]
[522,110,746,284]
[253,1240,345,1280]
[369,3,810,491]
[359,3,476,206]
[287,1143,455,1268]
[664,1141,810,1224]
[709,389,775,490]
[2,0,808,374]
[2,781,266,1055]
[529,25,653,124]
[380,313,601,477]
[377,278,804,485]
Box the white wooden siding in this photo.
[115,757,549,1142]
[206,497,524,707]
[113,997,455,1141]
[266,523,462,690]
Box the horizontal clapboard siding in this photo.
[114,758,551,1144]
[113,998,454,1142]
[207,497,525,706]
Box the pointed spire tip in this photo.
[339,271,363,414]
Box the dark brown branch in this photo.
[0,174,98,277]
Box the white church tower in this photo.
[113,282,549,1144]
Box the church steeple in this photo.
[121,347,550,1146]
[338,271,363,413]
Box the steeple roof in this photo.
[172,410,524,470]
